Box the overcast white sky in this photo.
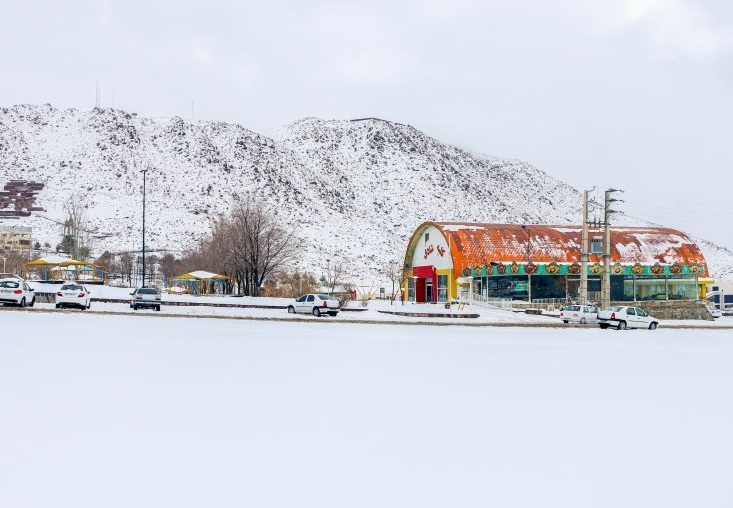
[3,0,733,248]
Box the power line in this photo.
[625,190,733,212]
[620,211,733,231]
[623,199,733,221]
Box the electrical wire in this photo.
[625,191,733,212]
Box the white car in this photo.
[560,304,598,324]
[287,294,340,316]
[706,304,722,319]
[55,283,92,310]
[0,278,35,307]
[597,306,659,330]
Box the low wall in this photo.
[613,300,713,321]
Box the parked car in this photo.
[130,287,162,311]
[55,283,91,309]
[706,304,722,319]
[560,304,598,324]
[287,294,340,316]
[0,278,35,307]
[597,306,659,330]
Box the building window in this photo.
[437,274,447,302]
[591,237,603,254]
[425,233,429,243]
[408,277,415,302]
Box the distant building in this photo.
[402,222,710,303]
[0,225,35,251]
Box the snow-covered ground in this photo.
[2,309,733,508]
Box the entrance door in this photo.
[415,278,426,303]
[426,279,434,302]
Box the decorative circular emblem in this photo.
[510,262,520,274]
[590,263,603,274]
[545,262,560,275]
[670,264,682,274]
[568,263,581,275]
[462,267,471,277]
[525,262,538,275]
[690,264,701,273]
[497,264,507,275]
[651,263,664,275]
[632,263,644,275]
[612,263,625,275]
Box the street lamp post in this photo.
[141,168,148,287]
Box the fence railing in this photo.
[469,293,514,311]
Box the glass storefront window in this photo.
[668,278,696,300]
[408,277,415,302]
[635,278,667,300]
[437,274,448,302]
[622,276,697,301]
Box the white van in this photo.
[560,305,598,324]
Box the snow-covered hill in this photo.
[1,104,732,279]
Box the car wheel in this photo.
[287,306,296,314]
[87,302,91,309]
[129,303,133,308]
[562,320,568,324]
[617,320,627,330]
[599,323,609,329]
[155,306,161,311]
[81,304,86,310]
[55,303,61,309]
[133,304,138,310]
[29,297,35,307]
[329,312,337,316]
[312,307,321,317]
[649,322,657,330]
[19,297,25,307]
[580,317,587,324]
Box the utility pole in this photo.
[601,189,623,309]
[579,189,592,305]
[522,225,531,303]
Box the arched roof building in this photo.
[403,222,709,304]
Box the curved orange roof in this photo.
[407,222,708,274]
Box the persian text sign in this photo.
[0,180,45,218]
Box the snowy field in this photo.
[2,309,733,508]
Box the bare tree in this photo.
[189,196,298,296]
[145,254,159,286]
[261,268,319,297]
[119,252,134,287]
[382,258,403,305]
[61,194,91,260]
[158,253,179,285]
[2,249,34,277]
[323,257,347,295]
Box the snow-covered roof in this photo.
[416,222,708,271]
[174,270,232,280]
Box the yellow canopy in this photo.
[23,256,103,281]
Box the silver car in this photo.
[560,304,598,324]
[130,287,162,311]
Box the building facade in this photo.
[0,225,34,251]
[402,222,710,303]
